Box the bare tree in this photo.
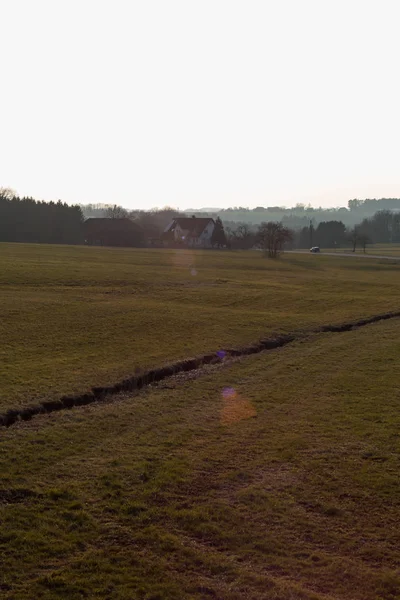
[349,226,359,252]
[226,224,256,249]
[0,187,17,200]
[104,204,129,219]
[235,224,253,248]
[358,233,371,253]
[257,222,293,258]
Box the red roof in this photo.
[166,217,214,238]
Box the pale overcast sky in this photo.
[1,0,399,210]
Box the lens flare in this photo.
[222,386,236,399]
[220,387,256,425]
[191,268,197,276]
[171,249,195,269]
[217,350,226,360]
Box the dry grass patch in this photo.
[1,319,400,598]
[2,242,400,411]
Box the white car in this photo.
[310,246,320,253]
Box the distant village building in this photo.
[83,218,144,247]
[163,216,215,248]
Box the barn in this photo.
[83,218,144,247]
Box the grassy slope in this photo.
[1,243,400,410]
[1,319,400,599]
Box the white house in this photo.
[163,217,215,248]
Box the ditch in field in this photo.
[1,310,399,428]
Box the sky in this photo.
[1,0,400,210]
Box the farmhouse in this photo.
[83,218,144,247]
[163,216,215,248]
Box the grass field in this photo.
[1,318,400,599]
[2,243,400,598]
[324,243,400,257]
[2,242,400,411]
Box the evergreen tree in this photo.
[211,217,227,248]
[0,193,84,244]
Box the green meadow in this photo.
[1,319,400,599]
[1,242,400,599]
[1,242,400,411]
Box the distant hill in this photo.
[184,207,221,213]
[79,198,400,230]
[187,199,400,228]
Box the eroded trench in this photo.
[1,310,399,428]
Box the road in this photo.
[286,251,400,261]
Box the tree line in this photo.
[295,210,400,251]
[81,198,400,229]
[186,198,400,228]
[0,190,289,255]
[0,189,83,244]
[225,210,400,253]
[2,188,400,253]
[0,193,222,248]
